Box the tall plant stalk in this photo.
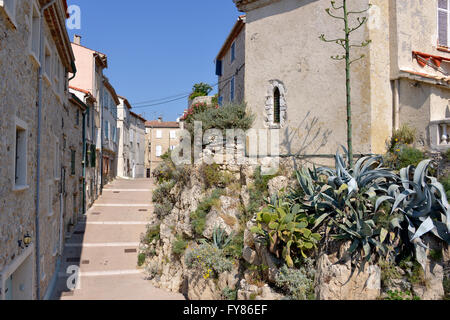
[320,0,371,168]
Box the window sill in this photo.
[437,46,450,54]
[29,51,41,68]
[43,73,52,87]
[0,4,17,29]
[13,185,30,192]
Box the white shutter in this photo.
[438,1,449,47]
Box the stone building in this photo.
[117,96,146,179]
[0,0,76,300]
[65,92,86,235]
[117,96,132,178]
[69,35,117,190]
[129,111,147,178]
[216,15,246,105]
[69,87,98,211]
[232,0,450,164]
[101,76,119,185]
[145,118,181,177]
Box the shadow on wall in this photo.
[281,111,333,168]
[245,0,319,23]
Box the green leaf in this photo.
[262,212,272,224]
[268,222,279,230]
[380,228,388,244]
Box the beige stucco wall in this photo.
[239,0,450,163]
[218,24,246,105]
[243,0,375,165]
[145,126,181,174]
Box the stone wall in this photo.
[0,1,81,300]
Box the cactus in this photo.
[251,198,321,268]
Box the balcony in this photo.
[430,119,450,151]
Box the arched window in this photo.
[274,88,281,124]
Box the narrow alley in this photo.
[51,179,184,300]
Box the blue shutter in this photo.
[216,60,222,76]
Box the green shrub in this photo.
[172,235,188,256]
[137,253,146,267]
[440,174,450,199]
[275,259,316,300]
[190,190,223,237]
[397,146,425,169]
[379,259,404,289]
[222,287,237,300]
[200,163,223,189]
[142,224,161,245]
[224,231,244,260]
[152,180,176,204]
[444,276,450,300]
[245,166,280,217]
[154,199,174,218]
[184,102,255,138]
[389,124,416,152]
[185,242,234,278]
[189,82,213,101]
[384,290,420,300]
[429,249,443,262]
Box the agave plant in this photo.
[292,149,450,270]
[211,226,234,250]
[374,160,450,269]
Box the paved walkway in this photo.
[52,178,185,300]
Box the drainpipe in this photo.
[100,96,104,195]
[35,0,57,301]
[393,79,400,131]
[82,108,87,214]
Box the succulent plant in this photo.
[212,226,233,250]
[251,198,321,267]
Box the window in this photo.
[130,129,134,145]
[1,0,17,26]
[230,76,235,102]
[274,87,281,124]
[218,96,223,106]
[14,118,28,189]
[76,109,80,126]
[44,43,52,80]
[29,2,40,60]
[156,130,162,139]
[231,41,236,63]
[47,181,53,216]
[216,60,223,77]
[90,144,96,168]
[104,121,109,140]
[87,107,90,127]
[439,1,450,47]
[54,138,60,180]
[156,146,163,157]
[112,126,116,143]
[170,145,176,151]
[170,130,176,139]
[70,150,76,175]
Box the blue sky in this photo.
[67,0,240,121]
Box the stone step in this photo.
[65,224,147,245]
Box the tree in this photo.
[189,82,213,101]
[319,0,372,168]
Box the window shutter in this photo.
[216,60,223,76]
[439,10,448,47]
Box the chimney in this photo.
[158,117,163,123]
[74,34,82,45]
